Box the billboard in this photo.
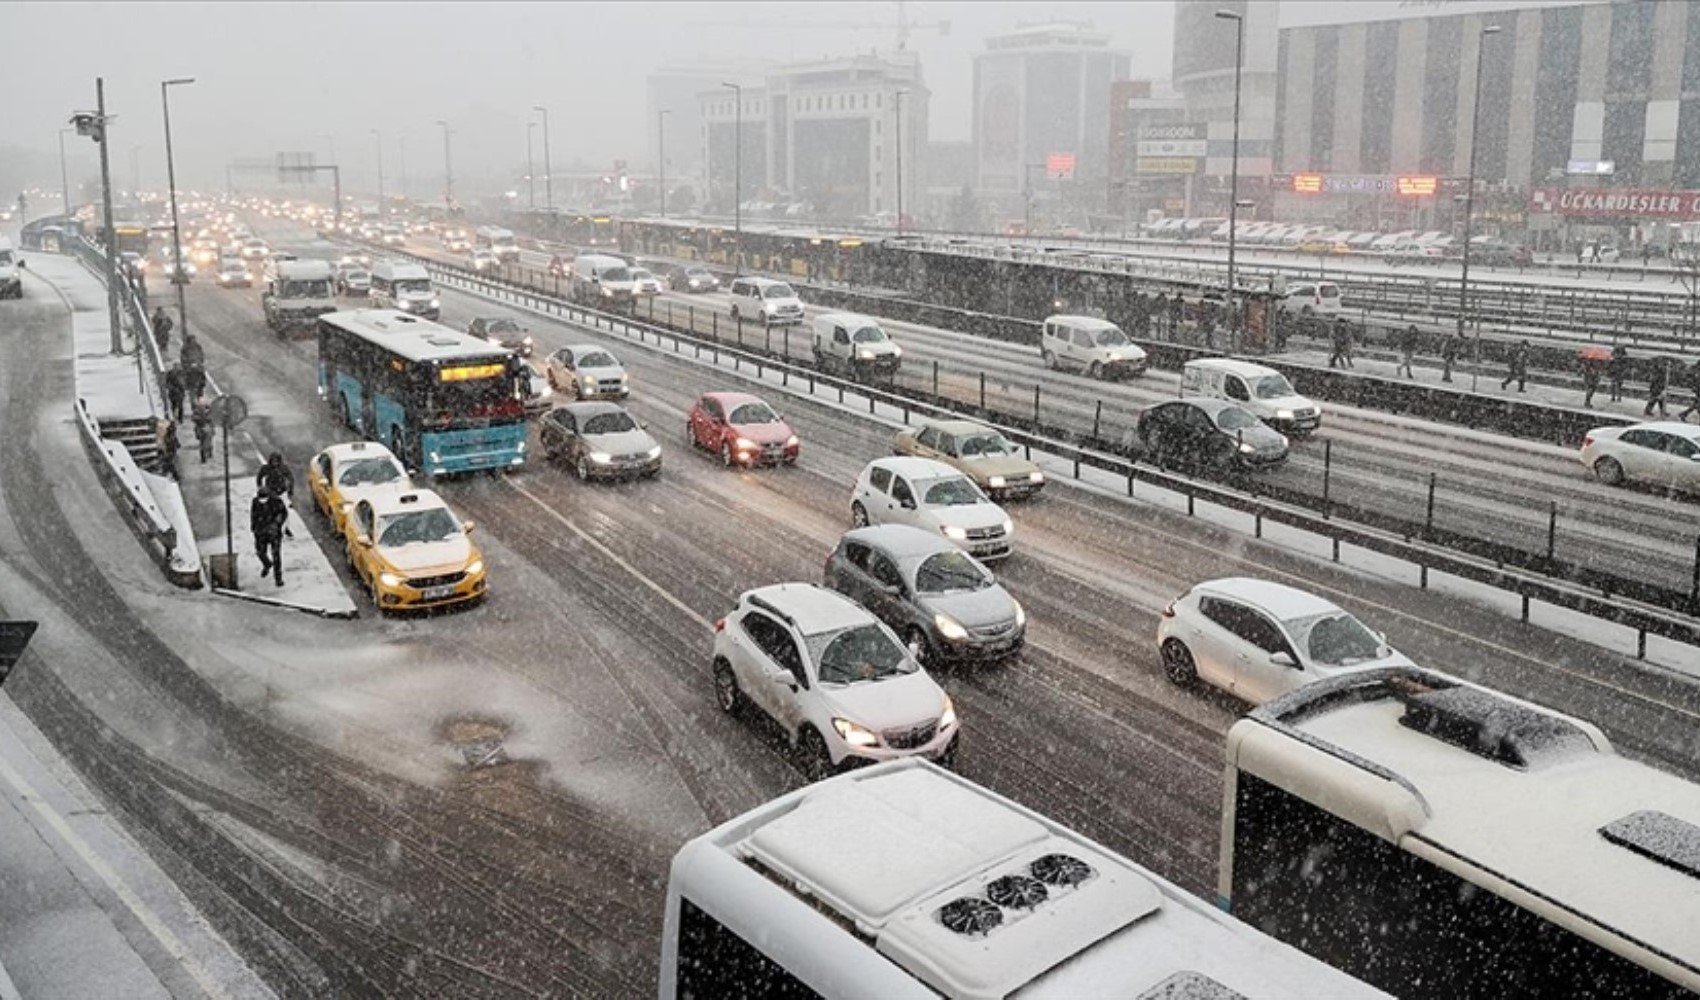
[1136,124,1208,158]
[1528,188,1700,220]
[1137,157,1201,175]
[1046,152,1077,180]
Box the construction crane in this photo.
[691,2,948,51]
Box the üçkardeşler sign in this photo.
[1528,188,1700,220]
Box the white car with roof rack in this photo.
[660,758,1384,999]
[851,457,1014,562]
[711,583,959,780]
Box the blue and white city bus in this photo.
[317,309,529,476]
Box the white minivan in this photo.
[571,253,638,305]
[368,260,439,319]
[1040,314,1148,379]
[1278,281,1342,316]
[728,276,805,326]
[1182,358,1322,435]
[812,312,901,376]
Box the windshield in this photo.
[1093,326,1131,346]
[577,351,617,369]
[922,477,985,506]
[1216,407,1261,431]
[957,433,1014,458]
[1251,375,1297,399]
[687,268,712,278]
[280,280,331,298]
[852,326,888,343]
[486,319,522,335]
[1286,611,1386,667]
[728,402,779,425]
[807,624,915,684]
[338,458,404,487]
[376,507,461,546]
[396,279,432,295]
[762,283,796,299]
[582,411,637,436]
[601,267,632,282]
[632,269,654,280]
[0,252,12,266]
[914,552,991,594]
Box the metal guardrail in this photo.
[401,248,1700,654]
[73,398,198,588]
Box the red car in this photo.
[686,391,800,467]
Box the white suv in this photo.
[712,583,959,780]
[729,276,805,326]
[851,457,1013,562]
[1040,315,1148,379]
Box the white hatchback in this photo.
[712,583,959,780]
[1156,577,1412,705]
[1581,422,1700,493]
[851,457,1013,562]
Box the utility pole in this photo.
[894,89,907,233]
[371,128,385,208]
[161,76,194,338]
[1215,9,1245,340]
[1457,24,1501,382]
[658,109,671,219]
[526,121,538,210]
[722,82,742,270]
[79,78,123,355]
[533,105,554,211]
[436,120,454,209]
[397,134,407,202]
[57,128,73,216]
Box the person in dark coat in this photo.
[1168,294,1184,339]
[1679,360,1700,422]
[251,486,288,587]
[178,334,205,371]
[256,452,295,499]
[1152,293,1169,337]
[1608,345,1629,402]
[1439,331,1460,383]
[1397,324,1420,378]
[151,307,173,352]
[181,363,207,402]
[1328,318,1353,369]
[191,396,214,462]
[1500,339,1530,393]
[1580,353,1605,409]
[164,366,186,421]
[1645,358,1671,417]
[154,417,180,481]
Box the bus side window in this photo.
[675,898,819,999]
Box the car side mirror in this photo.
[16,260,24,270]
[357,536,373,548]
[1271,651,1298,668]
[462,521,476,534]
[899,498,917,510]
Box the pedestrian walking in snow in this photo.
[191,396,213,463]
[1328,318,1353,369]
[1679,360,1700,422]
[256,452,295,500]
[251,486,288,587]
[1500,340,1530,393]
[179,333,205,372]
[1440,332,1460,383]
[1645,358,1671,417]
[154,417,180,481]
[1580,353,1605,409]
[165,365,186,421]
[1397,324,1420,378]
[1608,345,1629,402]
[151,307,173,353]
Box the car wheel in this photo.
[798,727,834,783]
[575,454,590,481]
[1088,361,1103,380]
[1593,456,1625,486]
[721,440,734,468]
[713,659,742,714]
[904,626,934,665]
[1161,638,1198,686]
[851,500,869,528]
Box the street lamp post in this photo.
[57,128,73,215]
[161,76,194,339]
[371,128,385,208]
[526,121,538,210]
[533,105,553,211]
[73,78,123,355]
[722,82,742,270]
[1458,24,1501,392]
[397,135,407,202]
[436,120,454,209]
[658,109,671,219]
[1024,162,1043,235]
[894,89,907,234]
[1215,9,1245,342]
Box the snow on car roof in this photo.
[1047,314,1119,329]
[918,418,998,437]
[322,441,399,465]
[1196,577,1340,621]
[845,524,956,560]
[873,456,965,481]
[1184,357,1284,379]
[743,583,869,636]
[1244,669,1700,983]
[365,488,450,517]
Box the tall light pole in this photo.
[658,109,671,219]
[57,128,73,215]
[533,105,553,210]
[1458,23,1501,389]
[161,76,194,338]
[397,134,408,203]
[526,121,538,210]
[371,128,385,208]
[129,145,142,197]
[1215,9,1245,341]
[722,82,742,270]
[436,119,454,209]
[1023,162,1043,235]
[72,79,123,354]
[894,89,908,234]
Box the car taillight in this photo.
[713,617,725,633]
[1161,601,1177,618]
[1582,435,1594,449]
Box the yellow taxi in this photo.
[346,490,486,611]
[306,441,412,537]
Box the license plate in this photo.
[421,584,458,600]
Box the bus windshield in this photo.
[280,280,331,298]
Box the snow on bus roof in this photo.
[322,310,513,364]
[1245,668,1700,982]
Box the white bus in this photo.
[1220,666,1700,1000]
[475,225,520,263]
[660,758,1380,999]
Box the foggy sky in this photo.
[3,1,1601,200]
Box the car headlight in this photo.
[941,524,968,541]
[892,345,903,357]
[429,299,440,308]
[589,451,612,464]
[735,437,756,451]
[1013,601,1026,628]
[938,695,957,730]
[987,475,1007,489]
[1275,408,1295,420]
[832,717,880,748]
[379,571,404,588]
[785,434,799,448]
[1029,471,1044,483]
[583,376,596,387]
[619,372,629,383]
[934,613,969,641]
[601,287,613,297]
[1239,441,1256,453]
[858,349,875,360]
[522,336,533,346]
[646,445,661,460]
[465,559,484,575]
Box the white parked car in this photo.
[1581,422,1700,493]
[851,457,1013,562]
[711,583,959,780]
[1157,578,1413,705]
[1040,314,1148,379]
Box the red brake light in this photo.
[713,617,725,633]
[1582,435,1594,449]
[1161,601,1177,618]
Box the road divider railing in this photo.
[401,249,1700,654]
[73,398,199,588]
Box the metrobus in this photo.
[660,758,1380,999]
[316,310,529,477]
[1220,666,1700,1000]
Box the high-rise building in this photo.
[700,52,927,220]
[647,59,771,198]
[973,23,1131,199]
[1170,0,1279,207]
